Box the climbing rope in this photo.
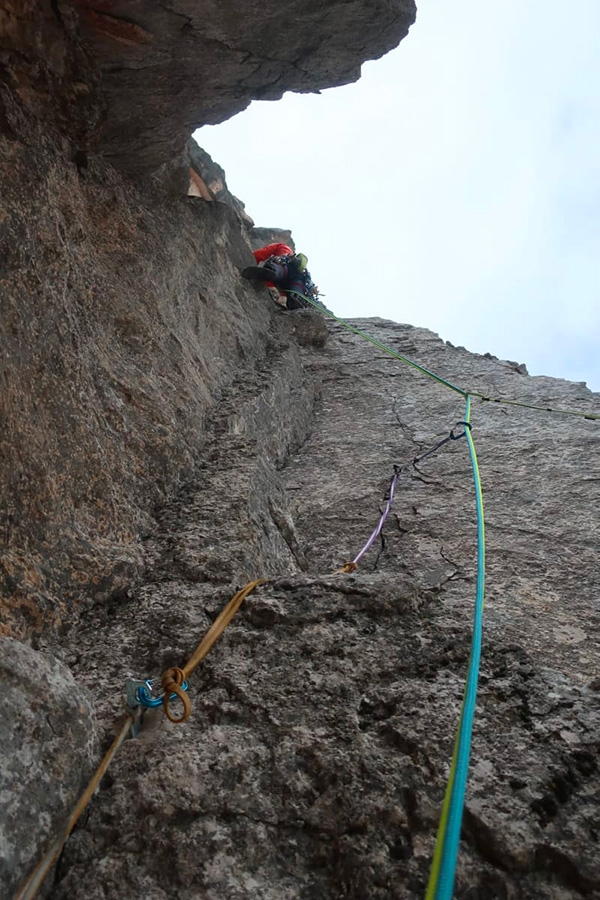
[289,292,467,396]
[158,578,265,723]
[331,399,484,900]
[295,292,600,422]
[425,395,486,900]
[124,579,266,723]
[20,293,595,900]
[16,579,265,900]
[334,422,469,574]
[471,392,600,421]
[291,292,490,896]
[14,712,139,900]
[288,297,596,892]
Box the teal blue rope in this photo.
[283,291,487,898]
[431,395,486,899]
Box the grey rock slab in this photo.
[49,578,600,899]
[45,318,600,898]
[286,319,600,685]
[0,637,97,898]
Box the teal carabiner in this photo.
[125,677,189,710]
[138,679,189,709]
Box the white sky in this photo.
[196,0,600,392]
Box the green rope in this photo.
[471,392,600,421]
[292,293,600,422]
[293,293,468,397]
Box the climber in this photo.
[242,242,320,310]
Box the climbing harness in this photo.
[334,422,469,574]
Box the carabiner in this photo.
[125,677,189,711]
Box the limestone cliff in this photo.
[40,321,600,900]
[2,3,600,900]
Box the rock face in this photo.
[0,0,414,641]
[0,138,272,639]
[32,319,596,900]
[249,226,296,252]
[0,638,96,893]
[2,2,600,899]
[0,0,415,184]
[73,0,416,183]
[7,310,599,898]
[188,138,253,225]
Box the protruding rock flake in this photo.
[76,0,417,184]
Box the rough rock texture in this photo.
[34,320,599,900]
[0,1,416,186]
[71,0,417,183]
[188,138,253,225]
[0,637,96,893]
[249,226,296,253]
[0,136,273,639]
[0,0,414,639]
[3,2,600,898]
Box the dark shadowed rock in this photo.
[1,1,415,186]
[71,0,417,182]
[0,131,272,639]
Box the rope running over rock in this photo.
[296,292,488,899]
[15,580,265,900]
[15,713,138,900]
[161,578,265,723]
[296,292,600,422]
[21,295,596,900]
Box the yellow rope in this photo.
[14,713,136,900]
[16,579,267,897]
[332,561,358,574]
[161,579,266,723]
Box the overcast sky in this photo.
[196,0,600,392]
